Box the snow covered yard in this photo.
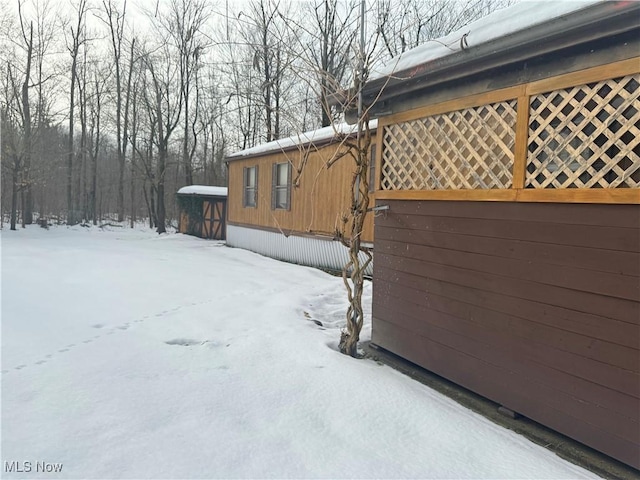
[1,226,599,479]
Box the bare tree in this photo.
[198,67,227,186]
[309,0,358,127]
[32,0,61,223]
[100,0,131,223]
[1,1,36,229]
[226,48,260,150]
[143,46,182,234]
[88,64,109,225]
[65,0,88,225]
[3,62,26,230]
[7,1,36,227]
[19,17,33,228]
[161,0,209,186]
[240,0,299,142]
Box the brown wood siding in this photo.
[227,139,375,243]
[372,200,640,469]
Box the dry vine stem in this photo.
[334,115,373,358]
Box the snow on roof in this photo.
[226,119,378,159]
[177,185,228,197]
[369,0,603,81]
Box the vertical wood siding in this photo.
[227,139,375,243]
[372,200,640,469]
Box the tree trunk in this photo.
[67,17,81,225]
[91,150,97,225]
[154,138,166,235]
[22,23,33,225]
[337,119,372,358]
[78,100,87,221]
[130,158,135,228]
[10,166,18,231]
[156,147,166,234]
[119,38,135,223]
[117,146,124,222]
[142,182,153,229]
[90,74,101,226]
[67,71,75,226]
[183,92,193,185]
[113,29,123,222]
[150,185,157,228]
[25,189,33,225]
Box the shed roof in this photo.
[226,120,377,162]
[177,185,228,197]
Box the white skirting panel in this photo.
[227,224,373,276]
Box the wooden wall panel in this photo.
[372,200,640,469]
[374,320,640,471]
[227,138,375,243]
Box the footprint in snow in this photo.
[35,360,47,365]
[58,348,69,352]
[82,339,93,344]
[117,324,130,330]
[15,365,27,370]
[92,324,104,329]
[165,338,208,347]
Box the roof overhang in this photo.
[225,120,378,163]
[344,1,639,122]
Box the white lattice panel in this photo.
[381,100,517,190]
[527,74,640,189]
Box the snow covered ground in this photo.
[1,226,599,479]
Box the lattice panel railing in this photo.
[527,74,640,188]
[381,100,517,190]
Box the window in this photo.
[369,144,377,193]
[243,166,257,208]
[271,162,291,210]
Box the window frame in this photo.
[242,165,258,208]
[271,162,292,211]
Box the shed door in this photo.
[202,199,226,240]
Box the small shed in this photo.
[177,185,228,240]
[357,0,639,470]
